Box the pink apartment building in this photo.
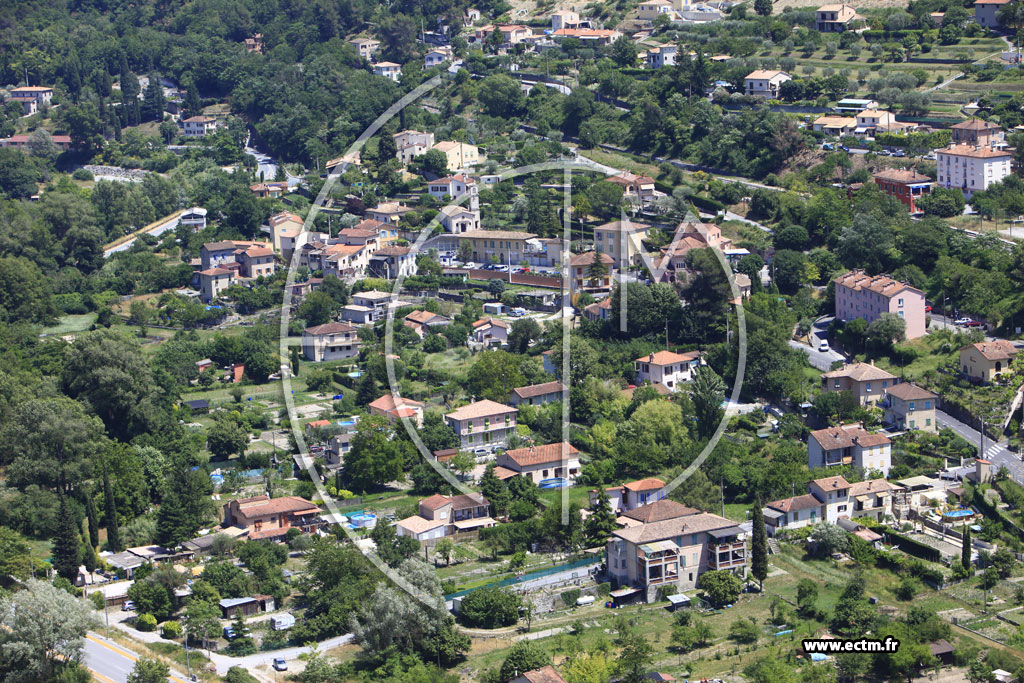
[833,270,926,340]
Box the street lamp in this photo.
[183,623,192,680]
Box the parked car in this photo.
[821,143,834,151]
[121,600,135,612]
[953,318,973,326]
[273,658,288,671]
[964,320,984,328]
[818,339,830,352]
[473,447,489,457]
[925,305,932,312]
[223,627,236,640]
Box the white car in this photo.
[818,340,830,352]
[953,318,972,326]
[273,658,287,671]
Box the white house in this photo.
[368,245,417,279]
[591,478,667,513]
[372,61,402,82]
[634,350,703,391]
[181,115,219,137]
[471,316,508,345]
[808,423,892,477]
[496,442,580,484]
[551,9,580,30]
[425,46,454,68]
[179,207,208,231]
[646,45,678,69]
[428,174,479,210]
[744,70,791,98]
[438,205,480,234]
[936,144,1013,197]
[302,322,360,362]
[444,399,518,451]
[393,130,435,165]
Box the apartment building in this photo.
[833,269,927,340]
[606,511,746,596]
[444,399,518,450]
[459,229,536,264]
[936,144,1013,197]
[872,169,933,214]
[808,423,892,476]
[883,382,938,432]
[820,362,899,406]
[593,220,650,269]
[302,322,360,362]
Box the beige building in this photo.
[269,211,305,255]
[430,141,480,171]
[593,220,650,269]
[815,3,858,31]
[198,268,235,303]
[496,442,581,484]
[393,130,435,165]
[459,229,536,264]
[302,322,360,362]
[960,340,1017,383]
[883,383,938,432]
[808,423,892,477]
[744,70,791,98]
[444,399,518,451]
[812,116,857,136]
[570,251,614,293]
[820,362,899,405]
[349,37,381,58]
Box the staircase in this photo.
[767,538,781,555]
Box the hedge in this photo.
[862,29,925,43]
[882,527,942,563]
[561,588,582,607]
[689,194,726,214]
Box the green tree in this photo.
[356,372,379,405]
[103,468,123,552]
[729,617,760,644]
[584,487,617,545]
[611,35,638,67]
[616,633,655,683]
[698,570,742,606]
[751,500,768,590]
[140,74,165,123]
[419,148,449,176]
[744,658,798,683]
[459,585,521,629]
[298,290,339,326]
[478,74,525,118]
[84,488,100,550]
[499,641,548,680]
[466,351,527,402]
[962,524,973,576]
[206,417,248,460]
[796,578,818,616]
[183,598,221,652]
[345,415,406,492]
[126,657,169,683]
[507,318,542,354]
[0,579,95,681]
[52,495,81,583]
[754,0,773,15]
[0,256,57,323]
[690,366,726,439]
[369,520,419,568]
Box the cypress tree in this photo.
[584,487,617,545]
[962,524,972,575]
[53,495,82,582]
[85,487,100,549]
[104,468,123,552]
[751,499,769,590]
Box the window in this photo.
[925,400,931,409]
[909,420,915,428]
[691,533,698,545]
[838,505,847,512]
[865,382,872,393]
[908,402,915,411]
[897,298,903,307]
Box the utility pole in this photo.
[184,623,192,680]
[721,477,725,517]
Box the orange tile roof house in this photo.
[302,322,360,362]
[809,423,892,476]
[618,499,699,527]
[396,492,494,540]
[951,118,1003,147]
[872,168,933,214]
[815,3,859,32]
[496,442,580,484]
[883,382,938,432]
[570,251,614,293]
[833,269,926,340]
[634,350,703,392]
[960,340,1018,383]
[510,666,568,683]
[445,399,518,451]
[223,495,323,540]
[590,477,668,513]
[762,475,894,535]
[510,380,566,406]
[606,511,746,597]
[471,316,509,346]
[820,361,899,405]
[744,70,791,98]
[369,394,425,427]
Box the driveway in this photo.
[790,317,845,371]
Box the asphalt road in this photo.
[789,316,846,371]
[935,409,1024,485]
[84,633,192,683]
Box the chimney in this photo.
[649,353,654,362]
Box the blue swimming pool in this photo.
[539,478,568,489]
[942,508,976,521]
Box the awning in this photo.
[762,509,784,520]
[707,526,744,539]
[639,540,678,555]
[452,517,495,530]
[609,586,640,598]
[855,495,870,502]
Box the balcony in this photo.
[710,542,747,570]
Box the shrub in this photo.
[72,168,94,181]
[136,613,158,632]
[597,582,611,596]
[161,621,182,639]
[459,585,521,628]
[561,589,582,607]
[89,592,106,610]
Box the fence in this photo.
[443,555,602,601]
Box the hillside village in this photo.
[9,0,1024,682]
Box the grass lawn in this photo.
[40,313,97,336]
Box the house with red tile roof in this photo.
[395,492,494,540]
[960,339,1017,383]
[222,495,323,540]
[763,475,895,536]
[820,361,899,406]
[634,350,703,391]
[509,381,566,406]
[471,316,509,346]
[369,394,425,427]
[302,322,360,362]
[809,423,892,476]
[590,477,668,513]
[496,442,580,484]
[617,499,699,527]
[833,269,926,340]
[445,400,517,451]
[883,382,938,432]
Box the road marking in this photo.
[85,634,191,683]
[89,669,119,683]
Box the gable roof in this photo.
[811,475,851,491]
[745,69,789,80]
[964,339,1017,361]
[419,494,452,511]
[473,316,509,329]
[766,493,821,513]
[952,118,1002,131]
[304,322,356,335]
[232,495,319,517]
[620,500,699,524]
[396,515,447,534]
[848,479,897,496]
[570,251,614,267]
[369,394,425,412]
[821,362,897,382]
[884,382,937,401]
[445,399,517,421]
[612,512,738,544]
[810,423,891,450]
[503,442,578,467]
[405,310,448,324]
[624,478,666,491]
[512,381,567,400]
[636,350,701,365]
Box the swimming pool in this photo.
[539,478,568,489]
[942,508,976,522]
